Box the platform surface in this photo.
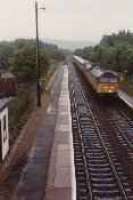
[118,90,133,109]
[45,65,76,200]
[11,65,76,200]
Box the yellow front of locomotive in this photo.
[97,83,119,94]
[97,72,120,94]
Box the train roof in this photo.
[73,55,119,78]
[73,55,89,65]
[90,66,103,78]
[86,63,93,70]
[104,70,119,77]
[90,66,119,78]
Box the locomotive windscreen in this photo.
[100,72,118,83]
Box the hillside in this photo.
[44,39,95,50]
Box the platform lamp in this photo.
[35,0,45,107]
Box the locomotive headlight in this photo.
[103,86,108,89]
[110,86,114,89]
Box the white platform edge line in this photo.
[118,91,133,109]
[65,65,77,200]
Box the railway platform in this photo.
[118,90,133,109]
[45,65,76,200]
[11,65,76,200]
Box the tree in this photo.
[74,30,133,75]
[0,39,64,81]
[12,45,49,81]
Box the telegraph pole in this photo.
[35,0,41,107]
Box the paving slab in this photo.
[11,67,64,200]
[45,65,76,200]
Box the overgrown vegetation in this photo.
[9,87,34,145]
[0,39,65,144]
[0,39,65,81]
[75,30,133,75]
[75,30,133,96]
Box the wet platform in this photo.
[118,90,133,109]
[11,65,76,200]
[45,65,76,200]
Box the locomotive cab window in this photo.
[101,72,118,83]
[100,77,118,83]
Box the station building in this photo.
[0,98,11,161]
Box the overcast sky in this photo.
[0,0,133,42]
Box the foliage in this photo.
[12,45,49,81]
[0,39,65,144]
[8,87,34,144]
[75,30,133,76]
[0,39,65,81]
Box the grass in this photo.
[8,86,34,145]
[8,61,60,146]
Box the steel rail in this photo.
[80,89,128,200]
[71,86,93,200]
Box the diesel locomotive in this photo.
[73,55,120,95]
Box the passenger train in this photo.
[73,55,120,95]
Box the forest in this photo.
[0,39,65,144]
[75,30,133,77]
[0,39,65,81]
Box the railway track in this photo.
[69,64,133,200]
[111,109,133,148]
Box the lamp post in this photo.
[35,1,45,107]
[35,0,41,107]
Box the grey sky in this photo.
[0,0,133,42]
